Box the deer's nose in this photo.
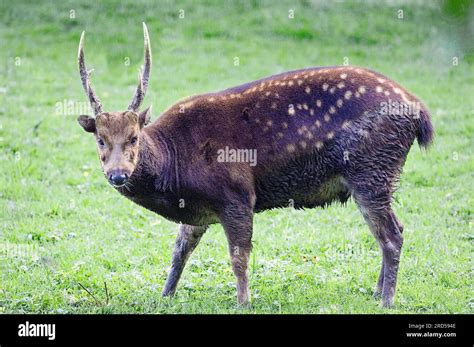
[108,171,129,186]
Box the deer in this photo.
[76,23,433,308]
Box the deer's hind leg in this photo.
[349,184,404,307]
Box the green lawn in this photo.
[0,0,472,314]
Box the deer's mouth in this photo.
[107,171,130,187]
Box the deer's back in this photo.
[152,66,425,212]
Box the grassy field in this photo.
[0,0,472,314]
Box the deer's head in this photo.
[77,23,152,187]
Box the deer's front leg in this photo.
[162,224,207,297]
[220,205,254,305]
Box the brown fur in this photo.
[78,47,433,307]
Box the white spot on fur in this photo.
[342,120,352,130]
[286,144,296,153]
[344,90,352,100]
[182,100,195,108]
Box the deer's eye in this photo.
[97,138,105,147]
[130,136,138,145]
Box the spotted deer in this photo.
[77,23,433,307]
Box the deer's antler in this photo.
[78,31,103,116]
[128,22,152,112]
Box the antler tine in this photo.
[128,22,152,112]
[78,31,103,116]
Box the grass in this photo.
[0,0,472,314]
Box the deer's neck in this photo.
[121,128,179,197]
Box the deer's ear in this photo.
[139,106,151,128]
[77,115,96,133]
